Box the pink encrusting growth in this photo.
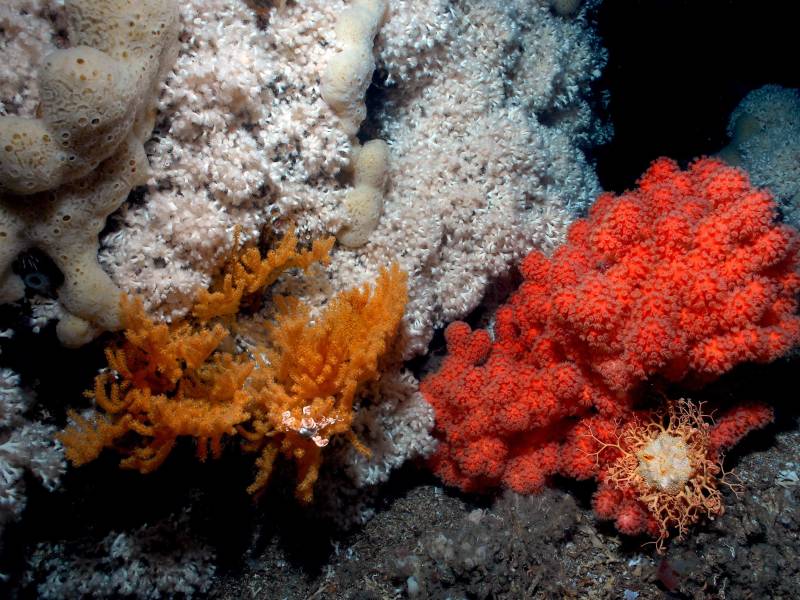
[421,157,800,545]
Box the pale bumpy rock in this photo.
[719,85,800,228]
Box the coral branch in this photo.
[59,232,406,502]
[243,263,408,501]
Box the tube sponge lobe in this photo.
[0,0,180,346]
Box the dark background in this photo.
[592,0,800,192]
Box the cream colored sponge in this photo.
[1,47,139,194]
[321,0,388,136]
[322,0,390,248]
[337,139,389,248]
[0,0,179,347]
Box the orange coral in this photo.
[59,232,407,503]
[240,264,408,502]
[60,296,251,472]
[422,157,798,501]
[709,403,774,452]
[192,229,334,322]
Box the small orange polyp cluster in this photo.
[596,400,726,551]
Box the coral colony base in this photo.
[0,0,798,597]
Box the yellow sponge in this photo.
[338,139,389,248]
[0,0,180,347]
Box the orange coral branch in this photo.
[244,263,408,501]
[59,232,407,504]
[58,296,251,473]
[59,411,133,466]
[192,230,334,322]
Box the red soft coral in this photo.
[422,158,799,526]
[709,403,775,452]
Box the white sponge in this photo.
[337,139,389,248]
